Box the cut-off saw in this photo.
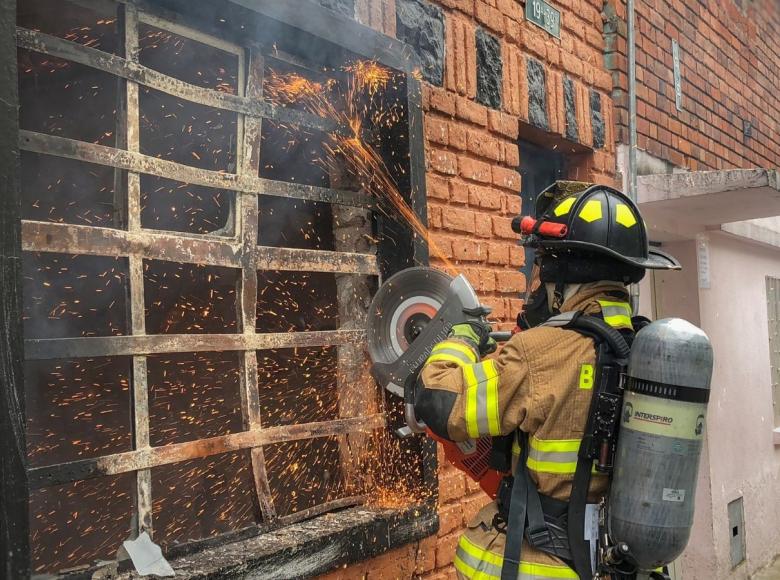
[367,267,512,497]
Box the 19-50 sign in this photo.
[526,0,561,38]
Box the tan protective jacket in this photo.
[419,284,633,580]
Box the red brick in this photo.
[459,156,493,183]
[475,1,504,33]
[456,97,488,126]
[429,148,458,175]
[594,68,612,91]
[467,128,502,161]
[497,0,522,21]
[436,532,461,569]
[505,14,522,44]
[438,503,465,537]
[492,215,516,239]
[466,19,478,99]
[496,270,525,293]
[487,242,510,265]
[475,213,492,238]
[504,192,521,214]
[429,87,456,116]
[482,296,506,320]
[449,179,470,204]
[439,469,466,504]
[427,174,450,200]
[425,115,449,146]
[442,207,476,233]
[437,0,475,13]
[428,204,443,229]
[452,238,485,261]
[503,142,520,167]
[492,166,521,190]
[510,246,525,267]
[415,536,438,574]
[468,184,502,209]
[448,120,468,151]
[462,494,490,524]
[561,51,583,77]
[488,109,519,138]
[476,268,496,292]
[523,28,547,59]
[429,232,454,258]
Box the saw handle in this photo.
[489,331,513,342]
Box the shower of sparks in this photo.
[22,5,439,572]
[266,65,458,276]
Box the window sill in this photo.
[118,503,438,579]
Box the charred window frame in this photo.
[3,0,437,577]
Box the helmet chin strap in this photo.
[545,282,582,314]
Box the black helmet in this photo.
[518,182,680,283]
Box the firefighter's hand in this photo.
[449,322,497,357]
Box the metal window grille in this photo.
[766,276,780,426]
[11,0,433,575]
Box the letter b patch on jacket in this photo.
[579,364,594,390]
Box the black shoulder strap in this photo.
[561,313,631,579]
[500,312,630,580]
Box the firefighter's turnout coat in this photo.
[417,284,633,580]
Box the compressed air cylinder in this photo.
[608,318,713,571]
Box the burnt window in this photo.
[11,0,435,576]
[518,140,566,279]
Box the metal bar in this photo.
[21,221,379,274]
[239,48,276,521]
[24,329,368,360]
[27,414,386,489]
[16,27,343,135]
[124,2,153,538]
[19,130,373,208]
[253,246,378,275]
[627,0,640,313]
[0,0,29,574]
[406,74,430,267]
[276,495,367,527]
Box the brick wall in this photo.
[317,0,617,577]
[605,0,780,171]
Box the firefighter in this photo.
[414,182,680,580]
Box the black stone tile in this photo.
[527,57,548,130]
[564,76,579,142]
[396,0,445,86]
[476,27,502,109]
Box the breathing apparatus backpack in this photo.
[495,311,713,580]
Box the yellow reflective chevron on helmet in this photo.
[615,203,638,228]
[578,199,603,222]
[553,197,576,217]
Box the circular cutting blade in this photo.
[367,267,453,364]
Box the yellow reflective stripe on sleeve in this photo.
[426,352,469,366]
[463,359,501,438]
[526,436,580,474]
[455,535,578,579]
[597,299,633,330]
[433,340,478,362]
[425,340,478,367]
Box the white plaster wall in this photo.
[692,233,780,579]
[648,241,716,580]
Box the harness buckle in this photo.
[526,525,553,548]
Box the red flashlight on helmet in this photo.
[511,215,568,238]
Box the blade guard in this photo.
[370,274,482,435]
